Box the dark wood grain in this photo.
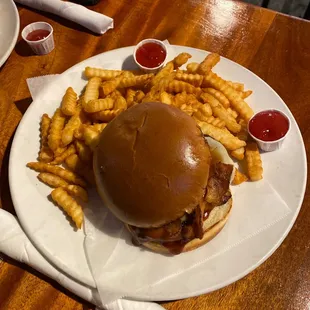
[0,0,309,309]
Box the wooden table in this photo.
[1,0,309,309]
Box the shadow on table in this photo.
[0,136,16,215]
[1,255,96,309]
[14,97,32,114]
[14,40,34,57]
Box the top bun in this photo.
[93,102,211,228]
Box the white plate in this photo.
[0,0,19,67]
[9,46,307,300]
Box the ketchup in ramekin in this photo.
[21,22,55,55]
[248,109,290,152]
[134,39,167,73]
[26,29,50,41]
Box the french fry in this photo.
[65,154,95,185]
[75,123,106,149]
[245,142,263,181]
[83,77,101,104]
[74,126,84,140]
[39,114,54,163]
[62,110,85,146]
[156,76,173,92]
[232,169,248,185]
[237,119,249,141]
[165,80,201,95]
[203,88,230,109]
[230,147,245,160]
[113,95,127,110]
[61,87,78,116]
[83,126,101,150]
[54,146,67,157]
[227,81,244,92]
[203,71,254,121]
[63,185,88,202]
[160,91,174,105]
[84,67,122,80]
[159,61,175,73]
[39,147,54,163]
[186,62,199,74]
[174,92,198,108]
[186,97,202,110]
[227,107,238,119]
[204,116,225,128]
[141,89,160,103]
[118,74,154,88]
[109,89,124,99]
[172,52,192,69]
[38,172,69,187]
[187,94,210,111]
[192,110,207,121]
[197,53,220,75]
[27,162,86,187]
[83,98,114,113]
[193,113,225,128]
[40,114,51,146]
[134,90,145,103]
[198,103,212,117]
[48,108,66,152]
[175,72,203,87]
[51,188,83,229]
[84,68,135,80]
[122,71,136,78]
[180,104,195,116]
[174,92,187,107]
[242,90,253,99]
[151,62,174,86]
[75,140,92,163]
[50,144,76,165]
[197,121,246,150]
[201,92,241,133]
[92,123,107,132]
[90,109,123,122]
[126,88,136,107]
[192,110,209,123]
[100,74,124,96]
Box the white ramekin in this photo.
[21,22,54,55]
[248,109,291,152]
[133,39,168,73]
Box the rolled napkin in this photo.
[14,0,113,34]
[0,209,164,310]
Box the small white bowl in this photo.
[133,39,168,73]
[248,109,290,152]
[21,22,54,55]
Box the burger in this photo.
[93,102,234,254]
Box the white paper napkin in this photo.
[0,209,164,310]
[84,180,291,303]
[14,0,113,35]
[24,73,292,305]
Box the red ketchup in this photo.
[26,29,50,41]
[135,42,166,68]
[249,110,289,142]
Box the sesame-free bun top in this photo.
[93,102,211,228]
